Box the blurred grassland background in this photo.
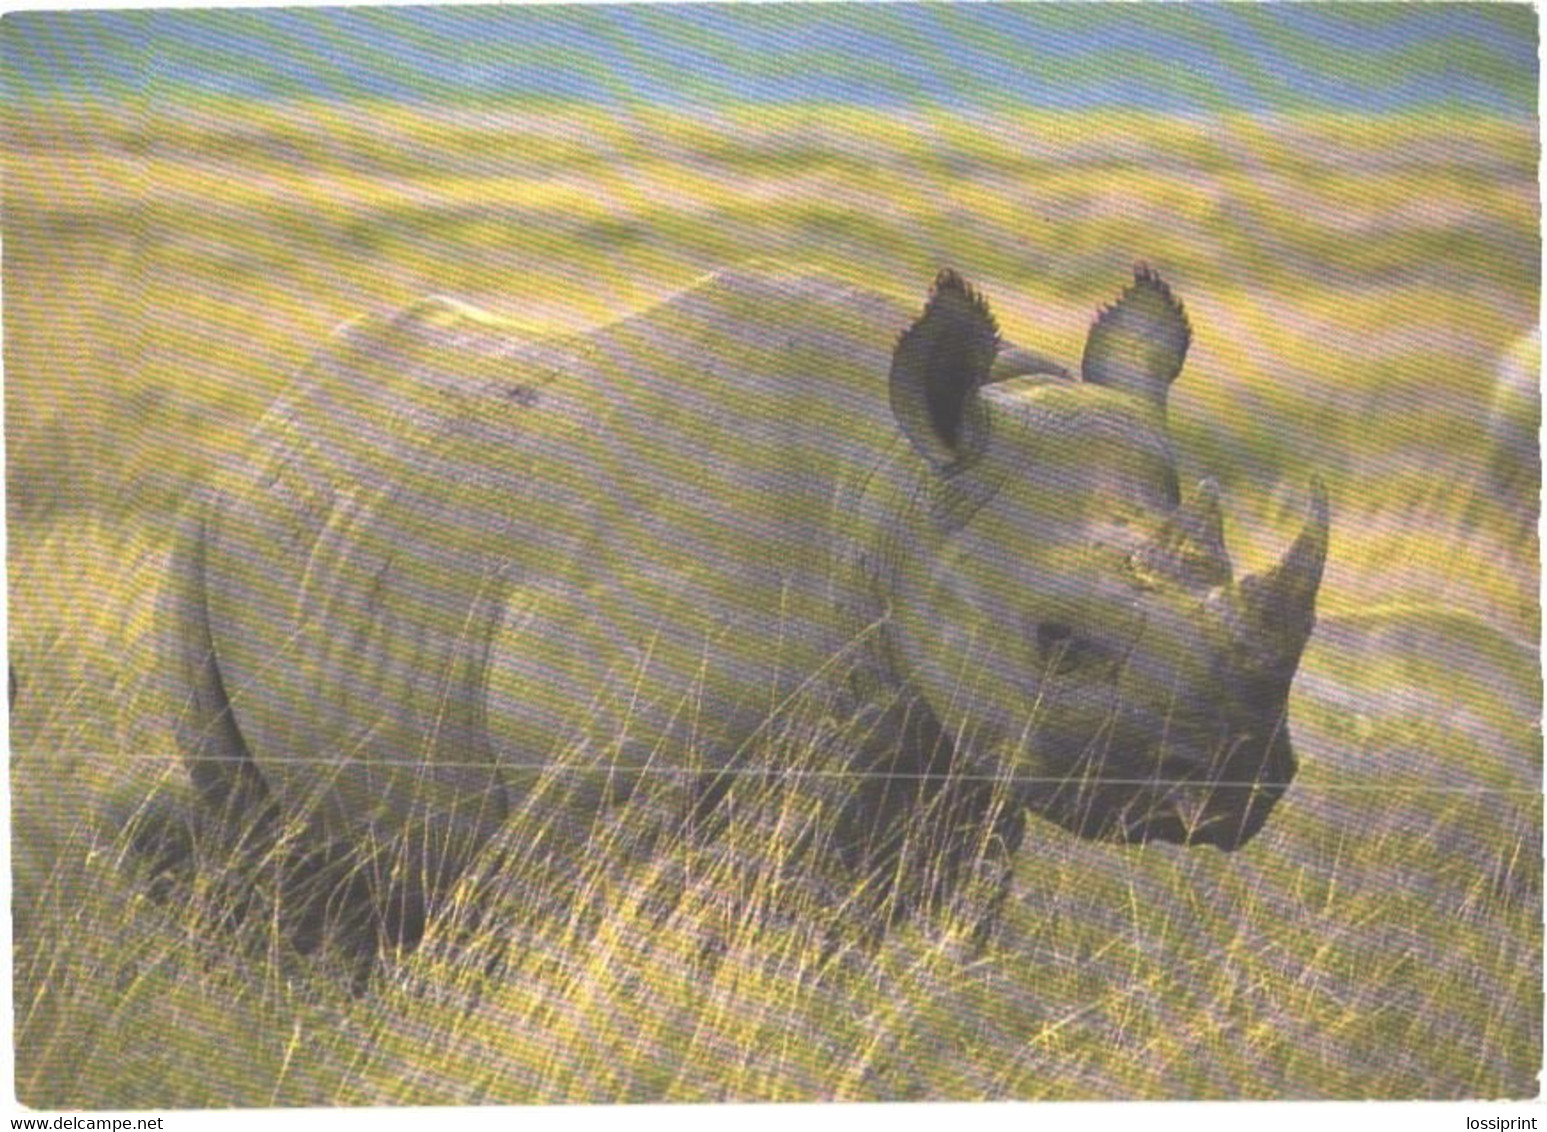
[3,2,1542,1107]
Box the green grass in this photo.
[6,101,1541,1105]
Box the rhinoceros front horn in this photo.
[1237,477,1330,657]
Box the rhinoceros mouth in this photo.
[1030,772,1289,852]
[1118,782,1285,850]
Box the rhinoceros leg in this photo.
[836,697,1024,948]
[938,777,1026,954]
[164,515,390,976]
[163,514,280,891]
[271,833,387,988]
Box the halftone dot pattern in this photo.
[4,3,1540,1109]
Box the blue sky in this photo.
[2,4,1537,116]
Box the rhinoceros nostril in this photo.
[1036,621,1073,651]
[1033,621,1113,678]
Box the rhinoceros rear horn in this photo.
[1179,478,1229,570]
[890,269,999,472]
[1238,476,1330,656]
[1153,477,1232,585]
[1082,264,1191,413]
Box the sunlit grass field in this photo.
[6,99,1541,1105]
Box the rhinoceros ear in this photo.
[1082,264,1191,413]
[890,269,999,473]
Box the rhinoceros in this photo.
[162,266,1328,960]
[1484,328,1541,532]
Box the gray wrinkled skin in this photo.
[163,266,1328,958]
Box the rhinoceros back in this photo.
[192,270,911,849]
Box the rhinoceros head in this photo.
[884,267,1327,850]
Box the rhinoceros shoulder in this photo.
[325,297,573,405]
[616,268,910,354]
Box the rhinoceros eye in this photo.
[1034,621,1112,678]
